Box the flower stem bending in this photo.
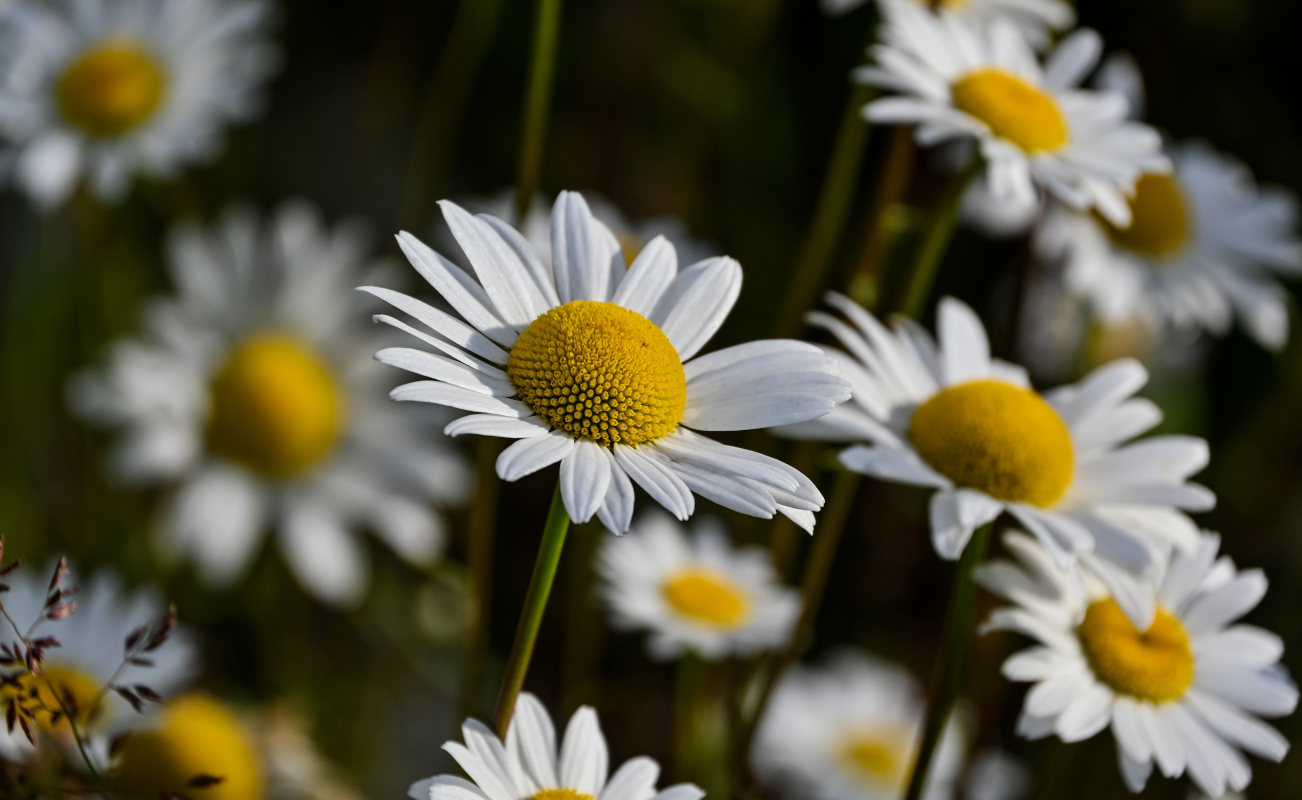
[895,155,982,318]
[491,481,572,736]
[513,0,564,224]
[902,521,993,800]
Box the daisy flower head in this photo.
[408,692,704,800]
[1037,141,1302,351]
[978,530,1297,797]
[366,191,852,534]
[70,203,470,605]
[856,5,1169,226]
[596,510,799,660]
[0,561,196,759]
[0,0,277,209]
[782,293,1214,626]
[754,652,966,800]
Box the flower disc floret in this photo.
[1077,598,1194,703]
[662,568,751,628]
[952,69,1069,153]
[907,380,1074,507]
[841,731,906,784]
[530,792,595,800]
[57,42,166,137]
[7,664,104,734]
[1102,172,1193,258]
[507,301,686,446]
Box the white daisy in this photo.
[0,561,196,759]
[781,293,1214,626]
[856,6,1168,226]
[407,692,704,800]
[824,0,1074,51]
[1037,141,1302,351]
[70,203,471,605]
[978,530,1297,797]
[753,652,967,800]
[0,0,276,208]
[366,191,851,534]
[596,510,799,660]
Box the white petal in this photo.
[506,693,558,788]
[560,440,614,523]
[937,296,992,384]
[839,444,949,489]
[279,498,368,606]
[392,381,532,417]
[611,235,677,316]
[552,191,619,303]
[558,707,608,794]
[360,286,510,365]
[395,232,517,347]
[612,445,694,521]
[162,467,266,584]
[600,757,659,800]
[497,434,575,481]
[446,414,552,439]
[652,257,742,361]
[595,450,636,534]
[440,200,551,328]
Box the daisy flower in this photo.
[0,0,277,208]
[978,530,1297,797]
[366,191,851,533]
[71,203,470,605]
[782,293,1214,626]
[0,561,196,759]
[856,5,1168,226]
[825,0,1074,51]
[408,692,704,800]
[753,652,966,800]
[1037,141,1302,351]
[596,510,799,660]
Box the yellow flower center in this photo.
[114,694,264,800]
[530,792,595,800]
[507,301,686,446]
[662,568,751,628]
[907,380,1075,507]
[1102,172,1193,259]
[1077,598,1194,703]
[952,68,1069,153]
[56,41,166,137]
[4,664,104,735]
[206,333,346,478]
[840,730,908,786]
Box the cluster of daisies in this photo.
[0,0,1297,798]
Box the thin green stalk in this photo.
[901,521,993,800]
[491,481,572,736]
[513,0,564,224]
[849,125,917,309]
[895,156,982,318]
[674,652,707,781]
[732,469,860,780]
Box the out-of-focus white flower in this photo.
[597,510,799,660]
[71,203,471,605]
[0,0,277,208]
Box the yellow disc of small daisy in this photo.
[206,333,345,478]
[662,568,751,627]
[1077,598,1194,703]
[507,301,686,446]
[57,41,166,137]
[531,791,595,800]
[1102,172,1193,258]
[113,694,265,800]
[907,379,1074,507]
[6,664,104,735]
[952,69,1069,153]
[840,731,907,784]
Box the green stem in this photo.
[460,438,501,719]
[491,481,571,736]
[674,652,707,781]
[895,155,982,318]
[901,521,993,800]
[850,125,917,310]
[513,0,564,224]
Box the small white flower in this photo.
[825,0,1074,50]
[71,203,470,605]
[856,6,1168,226]
[597,510,799,660]
[978,530,1297,797]
[754,652,966,800]
[783,293,1214,627]
[0,0,277,208]
[408,692,704,800]
[367,191,851,534]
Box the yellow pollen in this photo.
[113,694,264,800]
[56,41,166,137]
[507,301,685,446]
[1102,172,1193,258]
[530,791,596,800]
[1077,599,1194,703]
[907,380,1075,507]
[4,664,104,735]
[206,333,345,478]
[952,69,1069,153]
[662,568,751,627]
[840,730,907,785]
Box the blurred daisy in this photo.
[978,530,1297,797]
[1038,142,1302,351]
[408,692,704,800]
[113,693,264,800]
[71,203,470,605]
[0,0,276,208]
[367,191,851,533]
[856,6,1168,226]
[754,652,966,800]
[0,562,196,759]
[824,0,1073,50]
[783,294,1214,626]
[596,510,799,660]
